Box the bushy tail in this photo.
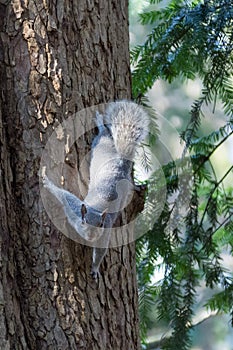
[105,101,149,159]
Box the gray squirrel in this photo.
[42,101,149,278]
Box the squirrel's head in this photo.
[79,204,108,241]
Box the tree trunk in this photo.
[0,1,141,349]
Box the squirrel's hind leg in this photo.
[91,247,108,279]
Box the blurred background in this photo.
[129,1,233,349]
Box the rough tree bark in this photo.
[0,1,142,349]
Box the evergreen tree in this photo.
[131,1,233,348]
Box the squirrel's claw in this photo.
[90,269,100,280]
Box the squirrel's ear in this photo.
[100,208,108,226]
[81,204,87,224]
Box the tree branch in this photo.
[146,311,218,349]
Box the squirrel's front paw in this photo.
[42,175,49,188]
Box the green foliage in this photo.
[131,0,233,141]
[131,0,233,349]
[205,279,233,324]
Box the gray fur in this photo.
[42,101,149,278]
